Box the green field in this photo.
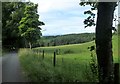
[19,35,118,82]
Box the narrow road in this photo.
[2,52,28,83]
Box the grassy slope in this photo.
[112,35,118,62]
[19,35,118,82]
[35,35,118,63]
[34,41,94,64]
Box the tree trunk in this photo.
[95,2,116,84]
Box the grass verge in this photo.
[19,48,97,82]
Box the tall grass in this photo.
[19,48,96,82]
[19,35,118,82]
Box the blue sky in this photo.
[30,0,118,36]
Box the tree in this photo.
[2,2,44,49]
[79,1,97,28]
[18,2,44,49]
[2,2,26,49]
[80,1,117,83]
[96,2,117,83]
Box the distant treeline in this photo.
[33,33,95,47]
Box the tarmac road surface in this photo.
[2,52,28,83]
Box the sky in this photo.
[29,0,118,36]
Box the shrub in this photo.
[63,49,74,54]
[83,51,99,82]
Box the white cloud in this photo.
[30,0,80,13]
[41,15,95,36]
[29,0,96,36]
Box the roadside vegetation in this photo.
[19,35,118,82]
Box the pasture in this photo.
[19,35,118,82]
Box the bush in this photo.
[83,51,98,82]
[63,49,74,54]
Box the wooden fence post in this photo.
[114,63,119,84]
[56,49,58,55]
[53,51,56,67]
[42,50,44,60]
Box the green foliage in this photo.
[79,1,97,28]
[63,49,74,54]
[83,51,98,82]
[41,33,95,47]
[2,2,44,49]
[19,48,90,82]
[2,2,27,49]
[19,35,118,82]
[18,2,44,49]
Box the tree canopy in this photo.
[2,1,44,50]
[18,2,44,49]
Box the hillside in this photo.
[19,35,118,82]
[35,35,118,62]
[36,33,95,47]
